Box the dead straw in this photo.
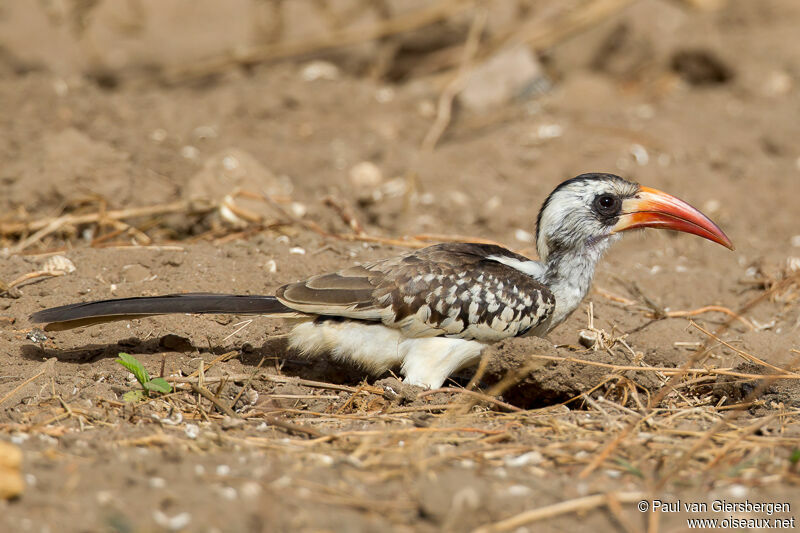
[472,491,646,533]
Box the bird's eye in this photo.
[593,194,621,217]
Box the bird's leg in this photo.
[399,338,486,389]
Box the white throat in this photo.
[541,234,620,328]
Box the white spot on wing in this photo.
[487,255,546,281]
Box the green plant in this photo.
[115,353,172,402]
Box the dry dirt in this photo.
[1,1,800,532]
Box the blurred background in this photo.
[2,2,800,532]
[0,0,797,255]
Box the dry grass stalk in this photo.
[165,0,471,83]
[0,359,55,408]
[420,7,487,152]
[2,199,215,254]
[690,321,798,375]
[472,491,646,533]
[417,387,522,412]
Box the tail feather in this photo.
[30,293,295,331]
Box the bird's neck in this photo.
[540,236,619,329]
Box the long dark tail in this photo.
[30,293,294,331]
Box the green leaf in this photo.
[613,457,644,478]
[115,353,150,386]
[123,389,146,403]
[790,448,800,465]
[143,378,172,394]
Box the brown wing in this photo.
[276,243,555,341]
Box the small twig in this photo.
[191,383,237,418]
[322,196,365,235]
[260,374,383,395]
[660,306,754,329]
[654,350,800,490]
[230,357,266,410]
[164,0,470,83]
[703,414,778,471]
[517,353,800,380]
[221,319,253,343]
[420,7,487,151]
[418,387,522,412]
[8,217,70,255]
[690,321,798,375]
[3,199,214,253]
[261,414,327,438]
[594,286,637,306]
[471,491,646,533]
[6,270,65,289]
[169,373,383,395]
[0,359,54,407]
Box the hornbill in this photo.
[31,173,733,388]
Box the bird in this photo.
[30,173,733,389]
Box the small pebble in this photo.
[180,145,199,159]
[289,247,306,255]
[417,100,436,118]
[240,481,262,499]
[762,70,793,97]
[184,424,199,439]
[630,144,649,166]
[506,485,533,497]
[245,389,258,405]
[728,484,748,498]
[217,486,237,501]
[349,161,383,188]
[702,199,721,214]
[374,87,395,103]
[53,78,69,97]
[271,475,291,488]
[451,487,480,510]
[537,124,563,139]
[505,451,544,467]
[153,510,191,531]
[312,454,334,466]
[150,129,167,142]
[222,155,239,170]
[25,330,47,344]
[300,60,339,81]
[193,125,218,140]
[578,330,598,349]
[514,228,535,244]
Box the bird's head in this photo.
[535,173,733,264]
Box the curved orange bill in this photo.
[612,186,734,250]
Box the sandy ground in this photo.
[1,1,800,531]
